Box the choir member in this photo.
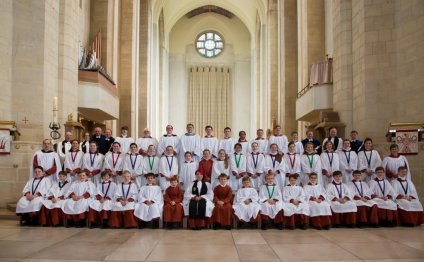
[163,175,184,229]
[211,149,230,188]
[268,125,289,154]
[56,131,73,164]
[391,166,423,226]
[369,167,398,227]
[358,138,382,182]
[301,130,321,153]
[247,142,265,189]
[283,142,302,186]
[64,139,84,182]
[136,128,158,156]
[79,132,91,154]
[88,171,117,228]
[233,176,261,229]
[339,139,359,184]
[40,171,70,227]
[62,172,96,228]
[212,174,233,230]
[290,131,304,155]
[31,139,61,183]
[229,143,247,192]
[326,171,357,227]
[179,152,198,190]
[301,142,323,186]
[179,123,202,162]
[251,128,268,154]
[218,127,236,157]
[142,145,160,186]
[158,124,180,156]
[198,149,214,183]
[16,166,51,226]
[264,143,284,187]
[259,173,285,230]
[134,173,164,228]
[123,143,144,188]
[350,130,363,153]
[158,145,179,191]
[283,175,310,229]
[348,170,379,227]
[82,141,104,183]
[183,170,214,230]
[237,130,249,155]
[322,127,343,152]
[303,173,332,230]
[382,144,411,181]
[103,142,125,184]
[201,125,219,158]
[108,171,138,228]
[321,140,340,186]
[115,126,135,154]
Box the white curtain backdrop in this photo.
[188,66,231,138]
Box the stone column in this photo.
[267,0,279,127]
[0,0,13,121]
[138,0,149,135]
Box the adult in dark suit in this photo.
[90,127,108,155]
[350,130,363,153]
[301,130,321,154]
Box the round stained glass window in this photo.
[195,31,224,58]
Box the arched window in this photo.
[195,31,224,58]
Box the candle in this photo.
[53,97,58,110]
[53,97,58,123]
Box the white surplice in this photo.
[233,187,261,221]
[179,161,198,190]
[31,150,62,183]
[64,150,84,182]
[115,136,135,155]
[368,178,398,211]
[89,180,117,212]
[201,136,219,157]
[382,155,411,181]
[82,152,104,183]
[183,181,214,217]
[123,153,144,188]
[229,153,247,192]
[391,178,423,212]
[111,182,138,211]
[348,180,378,207]
[326,182,357,213]
[283,153,302,186]
[282,185,310,216]
[303,183,332,217]
[134,185,164,221]
[62,180,96,215]
[300,153,323,186]
[268,135,289,154]
[157,135,180,156]
[16,177,51,213]
[158,155,179,191]
[357,150,382,181]
[179,133,202,162]
[211,159,230,188]
[41,180,71,209]
[320,151,340,185]
[103,152,125,183]
[339,150,359,184]
[246,152,265,189]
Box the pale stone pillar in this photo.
[0,0,13,121]
[267,0,279,128]
[137,0,149,136]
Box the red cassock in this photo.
[163,186,184,223]
[199,159,213,183]
[212,185,233,226]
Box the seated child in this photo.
[62,172,96,227]
[108,171,139,228]
[303,173,332,230]
[134,173,164,228]
[163,175,184,229]
[391,166,423,226]
[233,176,261,228]
[369,167,398,227]
[326,171,357,227]
[88,170,117,228]
[282,174,310,229]
[348,170,379,227]
[212,174,233,230]
[16,166,52,226]
[183,169,214,230]
[39,171,70,226]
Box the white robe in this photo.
[251,138,268,154]
[179,134,202,162]
[41,181,71,210]
[264,154,284,187]
[123,153,144,188]
[111,182,138,211]
[320,152,340,185]
[134,185,164,221]
[82,152,104,183]
[115,136,135,154]
[322,137,343,152]
[300,154,323,186]
[142,155,160,186]
[283,153,302,186]
[326,182,357,213]
[282,185,310,216]
[218,137,236,156]
[62,180,96,215]
[103,152,125,183]
[368,179,398,211]
[358,150,382,181]
[158,135,180,156]
[211,160,230,188]
[233,187,261,221]
[16,178,51,213]
[64,150,84,182]
[294,141,304,155]
[179,161,198,190]
[56,140,72,163]
[89,181,117,211]
[348,180,378,207]
[382,155,411,181]
[339,150,359,184]
[259,184,296,218]
[183,181,214,217]
[303,184,332,217]
[391,179,423,212]
[31,150,62,183]
[135,137,159,154]
[158,155,179,191]
[229,153,247,192]
[246,152,265,189]
[201,136,219,157]
[238,141,250,155]
[268,135,289,154]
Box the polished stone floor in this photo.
[0,220,422,262]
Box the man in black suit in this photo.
[350,130,363,153]
[301,130,321,153]
[103,128,115,154]
[90,127,107,154]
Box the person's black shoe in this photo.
[225,225,231,230]
[276,223,284,230]
[261,221,268,230]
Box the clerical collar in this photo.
[96,136,101,138]
[164,134,176,137]
[41,149,53,153]
[274,134,282,137]
[185,133,195,136]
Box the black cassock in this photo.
[188,181,208,219]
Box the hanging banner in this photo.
[0,128,11,154]
[395,130,419,155]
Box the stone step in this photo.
[0,208,17,220]
[7,203,16,213]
